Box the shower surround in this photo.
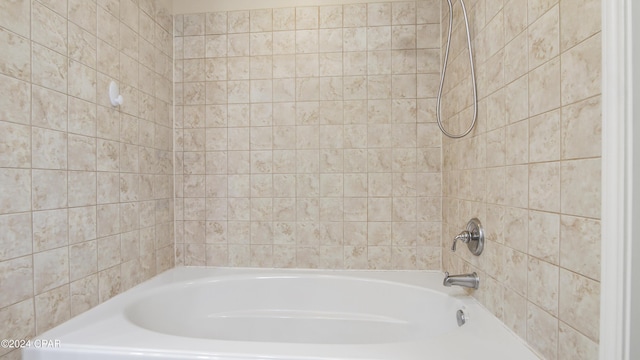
[0,0,174,359]
[440,0,601,359]
[0,0,604,360]
[173,1,444,270]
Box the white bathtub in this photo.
[23,267,539,360]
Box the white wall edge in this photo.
[600,0,631,359]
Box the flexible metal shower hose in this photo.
[435,0,478,138]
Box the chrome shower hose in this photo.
[436,0,478,138]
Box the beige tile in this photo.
[0,299,34,357]
[0,255,33,308]
[119,24,139,61]
[0,121,30,168]
[528,210,559,264]
[528,0,558,24]
[561,158,600,218]
[317,6,341,29]
[528,5,559,70]
[504,32,528,84]
[184,243,205,266]
[559,269,600,342]
[97,234,121,271]
[184,11,206,36]
[367,245,391,269]
[320,31,343,56]
[368,2,391,26]
[367,26,391,51]
[97,172,119,204]
[416,0,438,24]
[206,244,229,266]
[33,247,68,295]
[393,172,418,196]
[205,36,227,58]
[527,302,559,360]
[273,32,295,55]
[505,120,529,164]
[528,257,559,315]
[484,10,506,60]
[528,56,560,116]
[558,321,599,360]
[32,87,68,133]
[0,27,30,82]
[32,1,68,55]
[69,0,97,35]
[250,9,273,32]
[250,55,273,79]
[33,44,68,93]
[486,128,505,167]
[0,213,32,261]
[416,23,439,50]
[502,246,528,296]
[504,0,527,42]
[68,135,97,171]
[97,204,120,238]
[503,289,527,338]
[251,33,273,56]
[273,8,295,30]
[391,25,416,51]
[561,33,601,106]
[34,285,70,334]
[504,165,528,208]
[505,75,529,124]
[529,162,560,212]
[0,0,30,38]
[416,172,440,198]
[32,169,67,211]
[530,109,561,162]
[97,6,119,48]
[389,2,414,25]
[206,12,227,35]
[0,74,31,126]
[68,206,97,245]
[561,96,601,159]
[296,7,319,30]
[32,209,68,253]
[343,4,366,27]
[367,222,391,245]
[96,105,119,141]
[228,10,249,33]
[560,0,600,51]
[560,215,600,280]
[343,28,367,53]
[32,127,67,170]
[98,265,121,302]
[368,75,391,100]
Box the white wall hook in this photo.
[109,81,123,107]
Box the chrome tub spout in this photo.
[443,272,479,289]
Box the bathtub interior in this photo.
[124,274,462,344]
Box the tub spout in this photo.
[443,272,479,289]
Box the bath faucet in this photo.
[451,218,485,256]
[443,272,479,289]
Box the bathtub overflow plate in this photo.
[456,309,466,327]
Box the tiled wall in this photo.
[0,1,174,358]
[173,0,443,269]
[440,0,601,359]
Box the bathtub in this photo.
[23,267,539,360]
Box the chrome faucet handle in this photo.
[451,231,472,251]
[450,218,485,256]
